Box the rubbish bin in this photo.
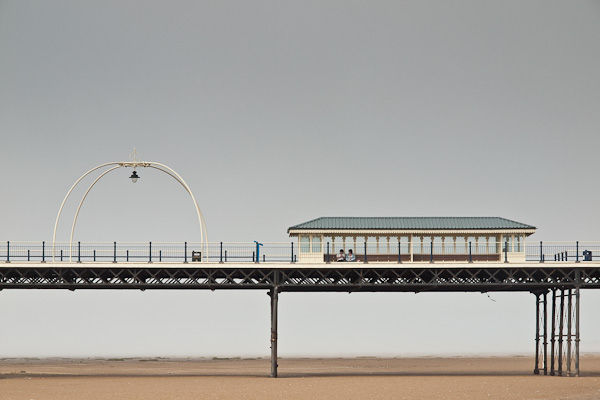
[192,251,202,262]
[583,250,592,261]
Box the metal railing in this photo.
[1,241,599,264]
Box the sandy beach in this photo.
[1,356,600,400]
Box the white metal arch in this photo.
[52,160,207,261]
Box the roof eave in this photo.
[288,228,537,236]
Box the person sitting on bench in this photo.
[336,249,346,262]
[346,249,356,262]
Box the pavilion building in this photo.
[288,217,536,263]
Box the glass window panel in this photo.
[432,236,443,254]
[488,236,498,253]
[504,235,513,252]
[515,235,522,252]
[455,237,466,254]
[300,235,309,253]
[412,236,428,254]
[312,235,322,253]
[477,236,487,254]
[400,236,410,254]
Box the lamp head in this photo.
[130,170,139,183]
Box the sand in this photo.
[1,356,600,400]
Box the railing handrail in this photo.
[5,240,600,244]
[2,240,600,264]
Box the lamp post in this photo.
[52,148,208,261]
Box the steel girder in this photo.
[0,266,599,291]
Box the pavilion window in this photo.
[414,236,427,255]
[366,237,378,254]
[399,236,410,255]
[478,236,487,254]
[312,235,322,253]
[354,236,365,255]
[443,236,453,254]
[300,235,310,253]
[488,236,498,253]
[456,237,466,254]
[504,235,513,252]
[514,235,523,252]
[433,236,443,254]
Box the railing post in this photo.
[540,241,544,263]
[225,250,227,262]
[220,242,223,263]
[398,240,402,264]
[41,241,45,263]
[576,241,580,263]
[149,241,152,263]
[77,241,81,263]
[254,241,263,264]
[93,249,96,261]
[364,241,368,264]
[159,250,162,262]
[430,241,434,263]
[504,240,509,263]
[60,249,63,261]
[6,241,9,263]
[28,249,30,261]
[326,242,330,264]
[184,242,188,263]
[468,241,472,263]
[127,250,129,262]
[113,241,117,263]
[290,242,294,263]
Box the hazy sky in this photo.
[1,1,599,358]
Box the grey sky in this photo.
[0,1,599,357]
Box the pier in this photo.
[2,240,599,377]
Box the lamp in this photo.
[130,170,139,183]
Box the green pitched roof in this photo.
[289,217,535,231]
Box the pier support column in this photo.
[534,291,548,375]
[565,288,580,377]
[550,289,557,375]
[543,291,548,375]
[575,288,580,377]
[270,286,279,378]
[550,288,580,377]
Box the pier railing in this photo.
[2,241,600,264]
